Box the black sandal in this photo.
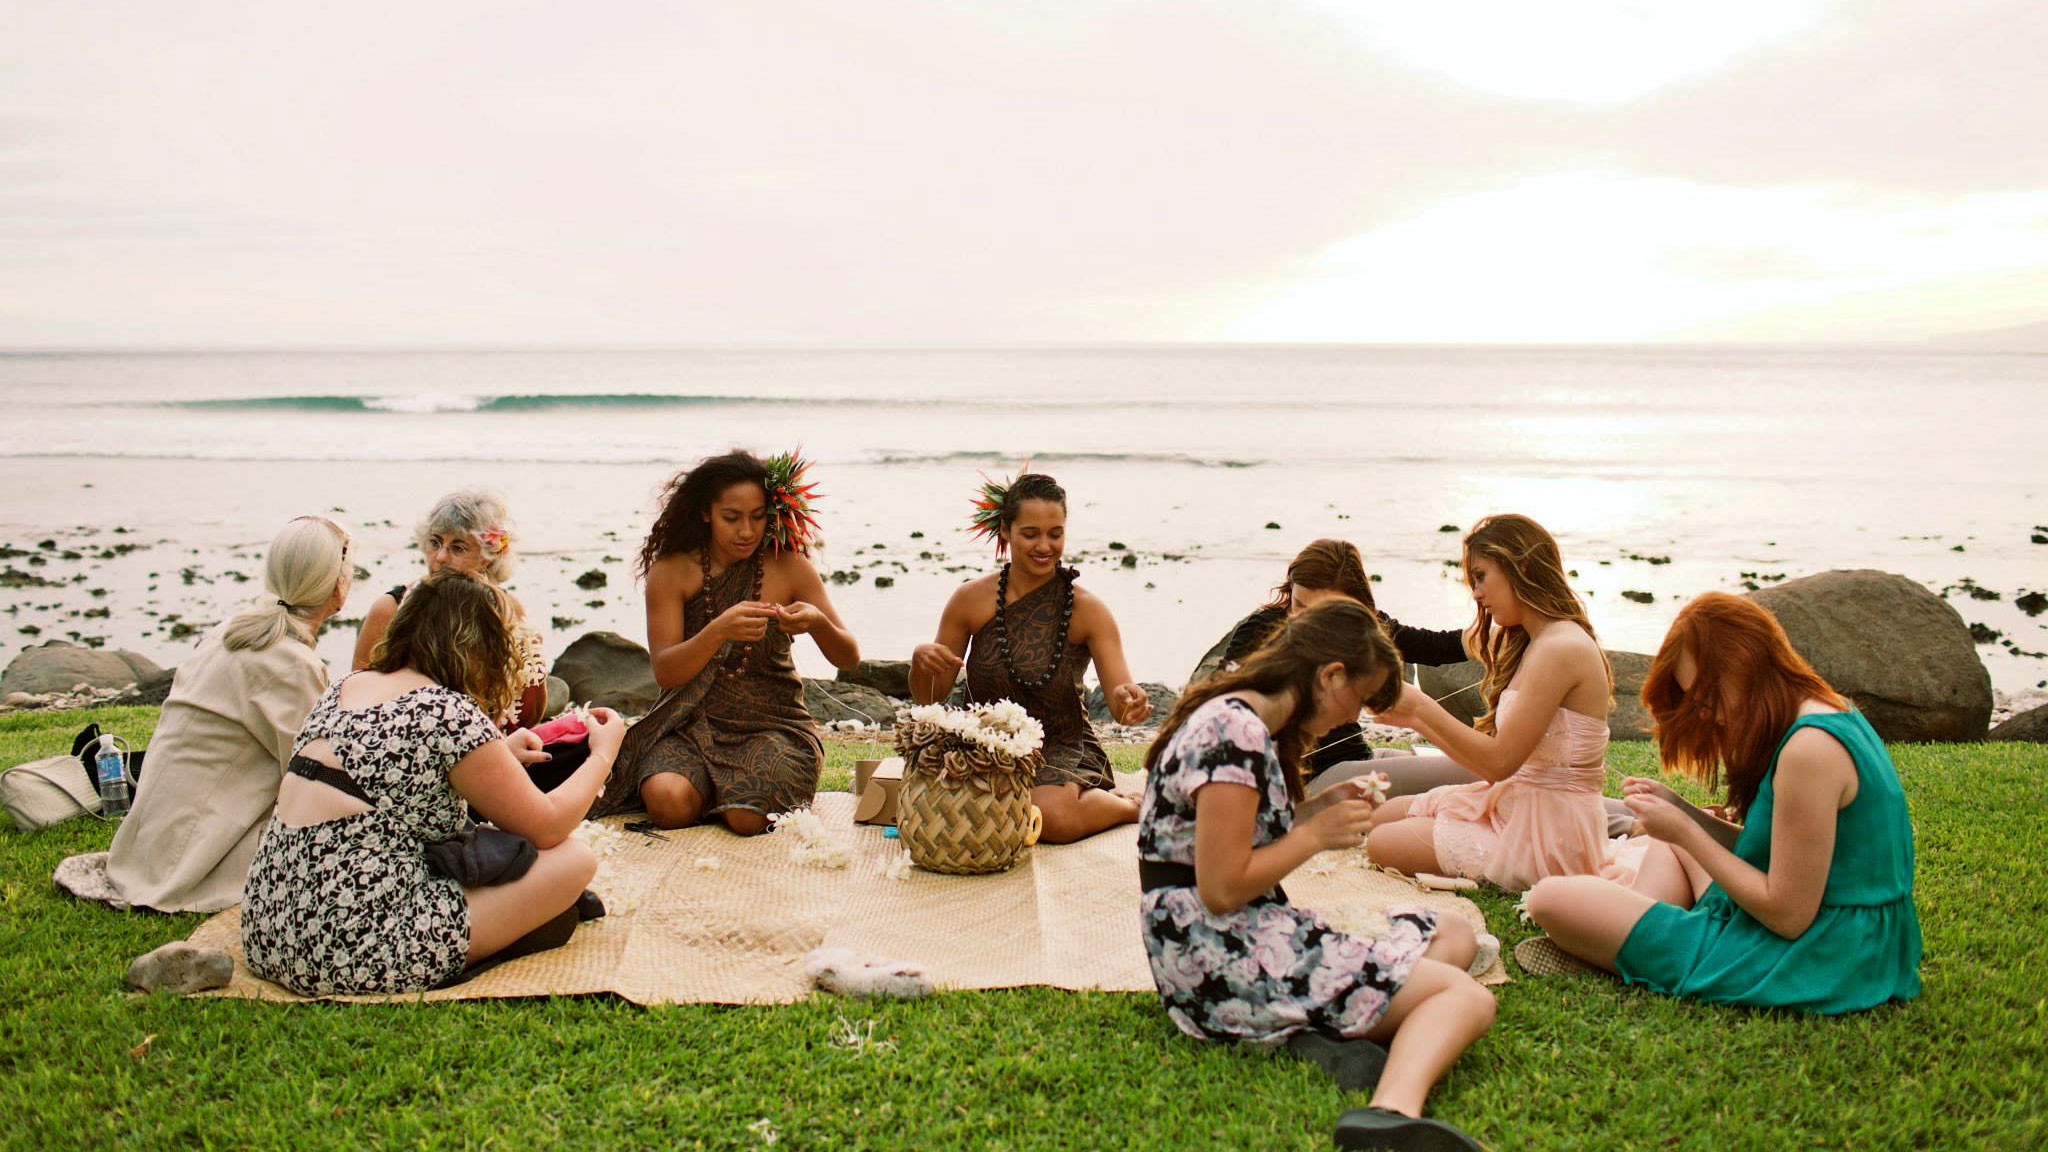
[1285,1032,1388,1091]
[1333,1107,1481,1151]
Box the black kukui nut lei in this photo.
[702,548,767,673]
[994,562,1075,693]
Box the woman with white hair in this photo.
[352,490,546,729]
[95,516,352,912]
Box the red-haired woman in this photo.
[1523,592,1922,1013]
[1364,515,1613,892]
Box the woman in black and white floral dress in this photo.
[1138,599,1494,1152]
[242,570,624,996]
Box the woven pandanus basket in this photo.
[893,704,1045,875]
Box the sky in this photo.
[2,0,2043,347]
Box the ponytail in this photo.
[223,517,349,652]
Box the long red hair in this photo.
[1642,592,1847,818]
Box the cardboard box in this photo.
[852,757,905,826]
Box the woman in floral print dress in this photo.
[1138,598,1494,1152]
[242,570,624,996]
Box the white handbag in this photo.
[0,753,103,831]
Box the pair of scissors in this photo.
[623,820,671,841]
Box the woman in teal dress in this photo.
[1524,592,1922,1014]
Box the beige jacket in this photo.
[104,625,328,913]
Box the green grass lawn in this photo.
[1,707,2044,1150]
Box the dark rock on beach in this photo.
[1416,659,1487,727]
[1988,703,2048,743]
[122,667,178,707]
[574,569,608,590]
[550,631,660,714]
[836,659,912,699]
[1084,682,1179,728]
[0,640,163,698]
[1747,569,1992,742]
[1417,651,1652,738]
[803,678,900,727]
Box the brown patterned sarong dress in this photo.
[593,559,823,819]
[963,570,1116,791]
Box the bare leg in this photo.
[642,774,705,830]
[1366,817,1443,876]
[721,809,770,837]
[1628,839,1698,909]
[1034,783,1139,844]
[465,838,597,964]
[1367,795,1417,828]
[1360,958,1496,1117]
[1524,875,1660,973]
[1420,912,1477,971]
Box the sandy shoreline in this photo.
[3,456,2045,696]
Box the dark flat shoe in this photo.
[1285,1031,1388,1091]
[1333,1107,1481,1151]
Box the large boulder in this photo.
[1085,682,1181,728]
[0,640,162,698]
[804,679,900,727]
[836,659,911,700]
[1416,659,1487,727]
[550,632,660,715]
[1607,651,1653,741]
[1989,703,2048,743]
[122,667,179,707]
[1416,651,1652,738]
[1747,569,1992,741]
[1184,611,1267,691]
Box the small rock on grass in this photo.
[126,943,234,995]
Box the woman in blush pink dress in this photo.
[1365,515,1612,893]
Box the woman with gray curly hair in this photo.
[352,490,547,732]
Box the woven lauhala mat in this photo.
[187,784,1507,1006]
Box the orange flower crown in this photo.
[761,450,822,555]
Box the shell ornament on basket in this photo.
[892,701,1046,875]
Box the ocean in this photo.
[1,345,2042,695]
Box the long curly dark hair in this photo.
[638,451,771,577]
[1143,599,1402,802]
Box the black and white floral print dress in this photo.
[241,678,500,995]
[1138,696,1439,1044]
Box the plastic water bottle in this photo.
[95,734,130,817]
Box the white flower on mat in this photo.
[571,820,624,858]
[770,807,850,869]
[884,850,913,881]
[693,855,722,872]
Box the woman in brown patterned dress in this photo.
[910,473,1153,843]
[598,451,859,835]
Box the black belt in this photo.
[288,754,371,805]
[1139,859,1288,905]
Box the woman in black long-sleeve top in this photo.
[1228,538,1633,834]
[1214,540,1467,781]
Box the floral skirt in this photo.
[1141,887,1437,1044]
[241,810,469,996]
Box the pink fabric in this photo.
[528,712,588,745]
[1410,688,1610,892]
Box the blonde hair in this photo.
[223,517,350,652]
[415,489,516,581]
[368,569,523,721]
[1461,514,1611,734]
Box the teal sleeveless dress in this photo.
[1614,710,1922,1014]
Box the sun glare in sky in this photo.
[1305,0,1838,104]
[1227,172,2048,343]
